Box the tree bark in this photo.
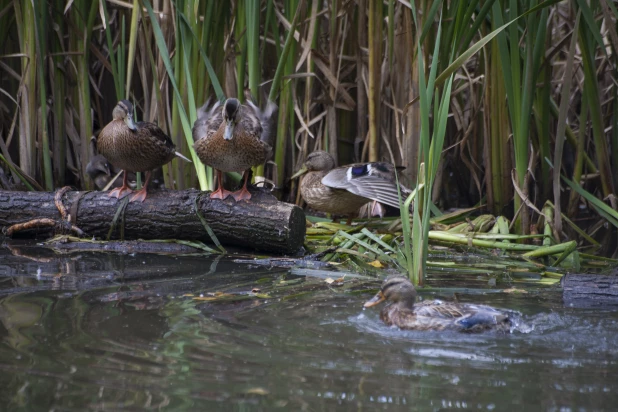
[0,189,306,254]
[562,273,618,307]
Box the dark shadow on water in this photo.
[0,241,617,410]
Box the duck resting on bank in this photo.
[96,100,191,202]
[192,97,277,201]
[291,151,411,223]
[364,276,516,333]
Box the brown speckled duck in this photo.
[96,100,191,202]
[291,151,410,221]
[364,276,515,333]
[192,97,277,201]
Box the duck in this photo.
[86,154,115,190]
[364,276,515,333]
[291,151,410,222]
[192,97,277,201]
[96,99,191,202]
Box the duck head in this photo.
[291,151,336,179]
[364,275,417,310]
[86,154,111,178]
[223,98,241,140]
[112,100,137,131]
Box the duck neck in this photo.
[302,168,328,185]
[397,297,416,311]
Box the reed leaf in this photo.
[577,2,615,196]
[33,1,51,190]
[142,0,208,190]
[562,176,618,228]
[271,0,303,186]
[552,10,580,236]
[125,0,140,99]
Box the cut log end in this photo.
[196,189,307,254]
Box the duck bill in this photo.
[290,166,308,180]
[124,114,137,131]
[224,122,235,140]
[363,291,385,308]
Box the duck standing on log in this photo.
[291,151,411,223]
[364,276,516,333]
[96,100,191,202]
[192,97,277,201]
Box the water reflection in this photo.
[0,243,617,410]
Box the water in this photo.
[0,243,617,411]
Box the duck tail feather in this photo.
[175,152,192,163]
[260,99,278,145]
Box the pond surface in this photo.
[0,242,617,411]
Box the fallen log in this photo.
[562,273,618,307]
[0,188,306,254]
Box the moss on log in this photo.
[0,189,306,254]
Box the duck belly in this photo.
[101,150,171,173]
[301,186,369,215]
[97,123,174,172]
[194,134,269,172]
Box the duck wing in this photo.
[456,311,510,329]
[415,301,512,331]
[135,121,175,149]
[389,305,465,331]
[192,100,223,141]
[321,162,408,209]
[259,100,278,146]
[414,300,467,318]
[196,97,214,119]
[242,99,279,146]
[240,100,275,164]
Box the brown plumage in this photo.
[364,276,515,333]
[291,151,410,222]
[192,97,276,201]
[96,100,190,202]
[86,154,160,191]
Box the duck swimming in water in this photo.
[364,276,515,333]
